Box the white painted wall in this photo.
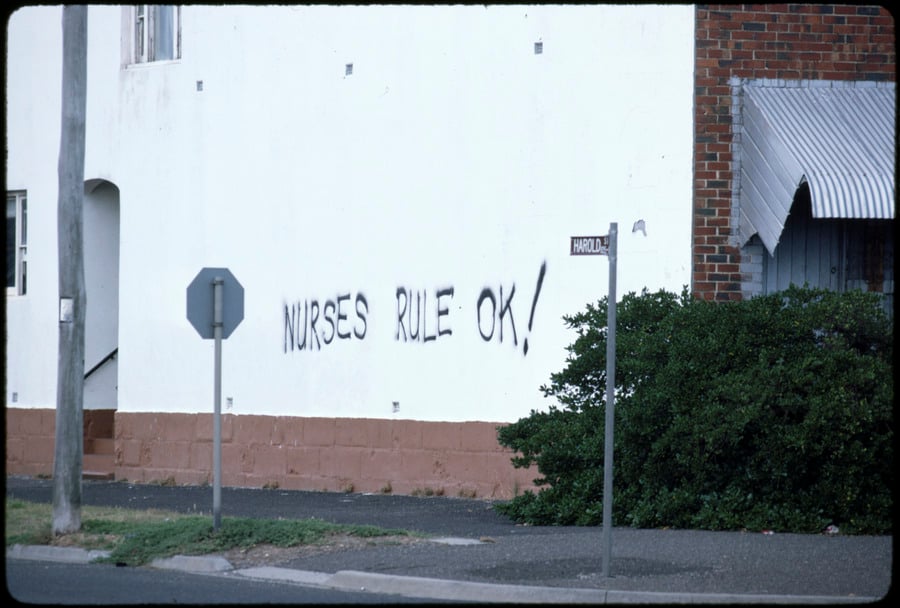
[6,5,694,423]
[5,6,65,409]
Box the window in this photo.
[6,191,27,296]
[133,5,181,64]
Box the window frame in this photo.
[132,5,182,65]
[6,191,27,297]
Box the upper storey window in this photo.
[6,191,27,297]
[133,5,181,64]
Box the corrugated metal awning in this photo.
[738,82,895,254]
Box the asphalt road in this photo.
[6,557,444,604]
[5,476,893,603]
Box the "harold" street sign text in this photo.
[570,235,609,256]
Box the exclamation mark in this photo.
[523,261,547,356]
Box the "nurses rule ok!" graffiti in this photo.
[283,261,547,357]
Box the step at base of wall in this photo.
[83,470,115,481]
[84,437,115,455]
[82,453,115,480]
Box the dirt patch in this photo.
[50,532,118,550]
[218,533,425,569]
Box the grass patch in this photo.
[5,498,417,566]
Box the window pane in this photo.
[135,7,145,61]
[6,199,16,288]
[20,197,26,294]
[155,6,174,61]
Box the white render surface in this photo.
[6,5,694,422]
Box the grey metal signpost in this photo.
[187,268,244,531]
[570,222,617,578]
[602,223,617,578]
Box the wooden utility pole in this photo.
[52,4,88,536]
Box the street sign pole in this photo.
[212,277,224,531]
[186,267,244,533]
[601,222,617,578]
[569,225,618,577]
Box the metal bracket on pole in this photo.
[601,222,617,578]
[213,276,224,531]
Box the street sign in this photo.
[568,225,618,578]
[186,268,244,339]
[570,235,609,256]
[186,267,244,532]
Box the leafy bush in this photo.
[497,286,893,534]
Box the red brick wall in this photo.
[693,4,895,301]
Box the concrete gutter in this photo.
[241,567,608,603]
[233,566,875,604]
[7,545,877,604]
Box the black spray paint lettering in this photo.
[282,262,546,355]
[283,292,368,352]
[523,261,547,356]
[476,261,547,356]
[395,287,454,342]
[476,284,517,345]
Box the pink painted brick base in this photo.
[6,409,539,500]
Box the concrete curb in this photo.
[232,566,877,605]
[327,569,608,603]
[235,567,332,587]
[6,544,111,563]
[233,565,608,603]
[8,545,878,604]
[150,554,233,572]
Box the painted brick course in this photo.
[4,406,537,501]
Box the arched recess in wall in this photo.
[83,178,120,411]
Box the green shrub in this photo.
[497,286,893,533]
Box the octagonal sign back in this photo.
[186,267,244,339]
